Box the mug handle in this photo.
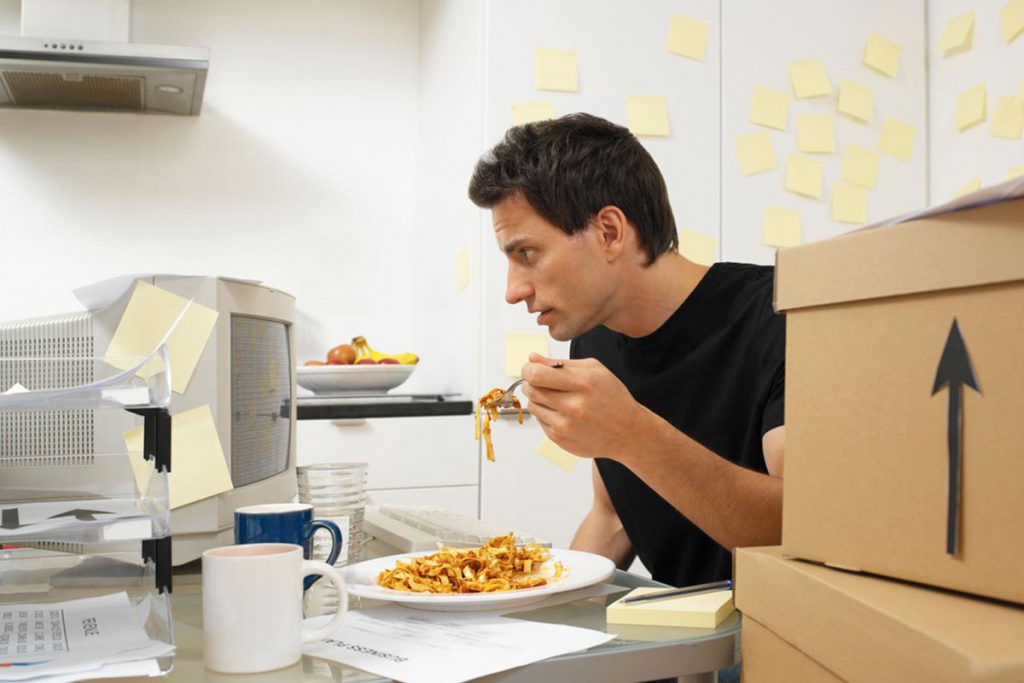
[307,519,343,567]
[300,560,348,644]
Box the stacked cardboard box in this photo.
[736,179,1024,682]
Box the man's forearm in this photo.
[570,507,636,570]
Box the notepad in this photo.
[606,588,734,628]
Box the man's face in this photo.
[492,195,615,341]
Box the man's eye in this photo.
[519,248,533,262]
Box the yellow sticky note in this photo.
[863,33,901,77]
[511,100,555,125]
[991,96,1024,139]
[762,207,801,248]
[796,114,836,153]
[455,244,470,293]
[832,183,868,225]
[735,131,777,175]
[953,178,982,199]
[1001,0,1024,44]
[535,48,578,92]
[105,281,218,395]
[788,60,831,99]
[665,14,709,61]
[840,145,880,189]
[785,155,824,199]
[504,333,550,378]
[837,81,873,123]
[124,405,233,509]
[750,86,789,130]
[678,228,716,266]
[1019,79,1024,99]
[607,587,734,628]
[538,437,579,473]
[879,117,916,162]
[1009,166,1024,180]
[627,96,670,137]
[956,83,987,131]
[937,11,975,54]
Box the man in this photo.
[468,113,785,587]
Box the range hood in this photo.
[0,1,208,115]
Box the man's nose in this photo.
[505,269,532,305]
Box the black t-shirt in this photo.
[570,262,785,587]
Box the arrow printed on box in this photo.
[931,319,981,556]
[48,509,113,521]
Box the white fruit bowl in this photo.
[296,364,416,395]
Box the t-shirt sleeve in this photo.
[759,293,786,436]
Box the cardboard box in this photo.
[735,546,1024,683]
[775,184,1024,604]
[741,617,841,683]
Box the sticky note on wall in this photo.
[762,207,801,248]
[538,437,579,473]
[505,333,550,378]
[511,100,555,125]
[678,229,717,265]
[735,131,777,175]
[1000,0,1024,44]
[954,178,982,199]
[991,96,1024,139]
[784,155,824,198]
[105,281,219,394]
[455,244,470,293]
[535,48,578,92]
[863,33,901,77]
[627,96,670,137]
[832,183,868,224]
[879,117,916,162]
[937,11,975,54]
[665,14,709,61]
[956,83,987,131]
[840,145,879,188]
[788,60,831,98]
[837,81,873,123]
[749,86,789,130]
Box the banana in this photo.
[351,336,419,365]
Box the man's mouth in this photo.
[536,309,553,325]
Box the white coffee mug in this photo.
[202,543,347,674]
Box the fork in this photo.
[495,361,563,408]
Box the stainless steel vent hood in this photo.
[0,1,208,115]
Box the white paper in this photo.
[861,175,1023,231]
[303,605,613,683]
[0,500,152,540]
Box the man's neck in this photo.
[604,252,709,338]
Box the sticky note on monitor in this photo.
[734,131,777,175]
[538,437,578,473]
[784,155,823,199]
[832,183,868,225]
[665,14,709,61]
[455,244,470,293]
[863,33,901,77]
[840,145,879,188]
[795,115,836,153]
[678,229,717,266]
[607,588,735,628]
[937,11,975,54]
[762,207,801,248]
[105,281,219,394]
[511,100,555,126]
[991,96,1024,139]
[954,178,982,199]
[749,86,789,130]
[837,81,873,123]
[505,333,550,378]
[788,60,831,98]
[627,96,670,137]
[124,405,233,509]
[956,83,987,131]
[879,117,916,162]
[1001,0,1024,44]
[535,48,578,92]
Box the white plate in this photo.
[296,364,416,395]
[341,549,615,612]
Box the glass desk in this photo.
[158,570,739,683]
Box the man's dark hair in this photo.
[468,113,677,265]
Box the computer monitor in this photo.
[0,275,297,564]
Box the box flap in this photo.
[775,195,1024,312]
[735,547,1024,683]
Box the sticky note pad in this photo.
[991,96,1024,139]
[954,178,982,199]
[1010,166,1024,180]
[785,155,824,199]
[607,588,735,628]
[125,405,233,509]
[956,83,987,131]
[837,80,873,123]
[538,437,578,473]
[535,48,578,92]
[735,131,777,175]
[879,117,916,162]
[627,96,670,137]
[788,60,831,99]
[455,244,470,293]
[749,86,789,130]
[665,14,709,61]
[796,114,836,153]
[678,229,717,266]
[832,183,868,224]
[511,100,555,126]
[762,207,801,248]
[863,33,901,77]
[937,11,975,54]
[504,333,550,378]
[1001,0,1024,43]
[840,145,879,188]
[105,281,219,394]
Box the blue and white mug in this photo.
[234,503,342,590]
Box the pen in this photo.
[621,579,733,605]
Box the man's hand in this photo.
[520,353,644,461]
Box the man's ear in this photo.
[592,205,629,260]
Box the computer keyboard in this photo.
[363,505,544,553]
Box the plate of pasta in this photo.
[341,534,615,612]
